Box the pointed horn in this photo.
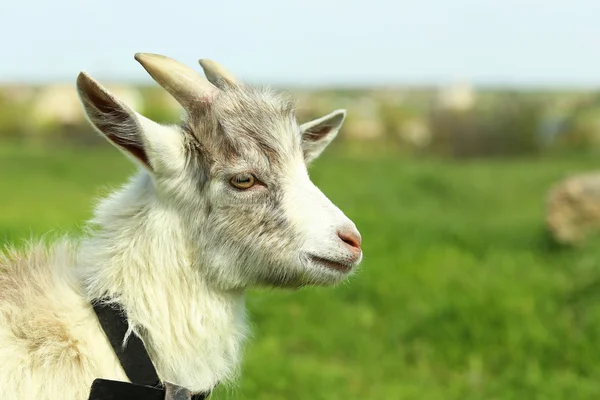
[198,59,238,88]
[134,53,218,109]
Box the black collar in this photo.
[90,299,212,400]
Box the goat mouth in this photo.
[308,255,353,272]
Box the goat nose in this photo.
[338,229,362,253]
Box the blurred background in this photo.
[2,0,600,399]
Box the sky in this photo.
[0,0,599,87]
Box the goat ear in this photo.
[77,72,155,170]
[300,109,346,163]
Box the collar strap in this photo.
[92,300,212,399]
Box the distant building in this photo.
[1,85,35,103]
[344,97,384,140]
[31,85,145,127]
[436,82,476,111]
[399,118,431,147]
[33,85,83,125]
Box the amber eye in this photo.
[230,173,256,189]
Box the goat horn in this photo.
[134,53,218,109]
[198,59,238,88]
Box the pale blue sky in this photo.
[0,0,599,87]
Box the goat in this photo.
[0,53,363,399]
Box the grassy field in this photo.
[2,143,600,399]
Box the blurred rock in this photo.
[546,172,600,244]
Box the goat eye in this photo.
[230,173,256,189]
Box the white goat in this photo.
[0,53,362,399]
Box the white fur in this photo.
[0,65,362,400]
[0,171,248,399]
[282,159,363,275]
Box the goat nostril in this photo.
[338,230,362,251]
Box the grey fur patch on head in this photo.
[182,84,299,177]
[182,85,301,189]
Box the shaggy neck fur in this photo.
[76,171,247,392]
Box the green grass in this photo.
[3,143,600,399]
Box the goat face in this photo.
[76,54,362,289]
